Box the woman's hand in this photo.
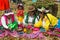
[49,24,53,28]
[49,24,54,31]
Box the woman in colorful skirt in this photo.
[1,9,18,38]
[34,7,60,38]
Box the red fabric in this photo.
[0,0,10,10]
[17,10,24,16]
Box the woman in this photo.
[34,7,60,37]
[1,9,18,38]
[22,5,39,35]
[23,5,38,27]
[34,7,58,32]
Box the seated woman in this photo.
[23,5,40,34]
[23,5,38,27]
[1,9,18,37]
[34,7,58,32]
[34,7,60,37]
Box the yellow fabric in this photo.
[34,19,42,28]
[34,13,58,31]
[23,28,27,33]
[43,16,50,30]
[17,16,24,23]
[47,14,58,26]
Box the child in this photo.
[16,3,24,24]
[16,3,24,32]
[16,3,24,38]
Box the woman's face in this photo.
[29,11,34,16]
[7,15,11,19]
[39,12,44,18]
[19,6,23,10]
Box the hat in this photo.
[28,6,35,12]
[4,12,14,16]
[38,7,49,13]
[18,3,23,7]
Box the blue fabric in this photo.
[55,19,60,28]
[18,32,24,34]
[40,27,46,32]
[32,0,37,2]
[0,32,2,34]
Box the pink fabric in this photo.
[0,20,5,38]
[4,30,9,36]
[4,15,8,24]
[55,28,60,32]
[9,30,19,37]
[18,24,24,29]
[56,34,60,37]
[2,30,19,37]
[4,14,15,25]
[0,20,2,26]
[0,31,5,38]
[27,25,33,29]
[22,31,46,39]
[46,31,55,36]
[11,14,15,23]
[33,27,40,31]
[23,32,40,38]
[39,32,46,40]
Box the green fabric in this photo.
[24,12,27,16]
[25,14,28,23]
[0,26,4,30]
[8,21,18,30]
[25,13,37,24]
[33,15,37,24]
[12,21,18,30]
[26,29,32,34]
